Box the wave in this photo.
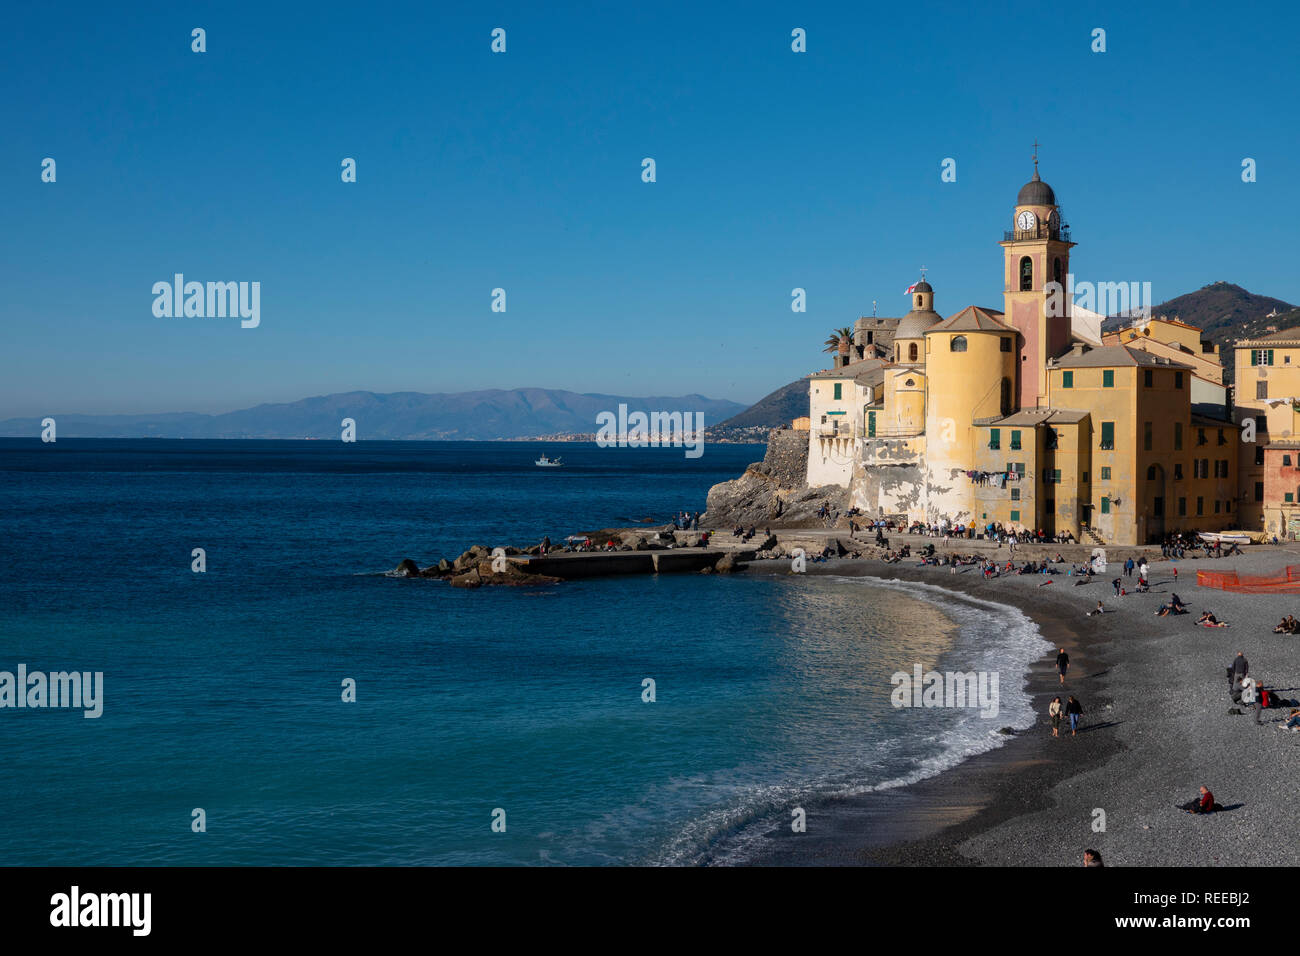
[653,576,1051,865]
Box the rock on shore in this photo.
[704,428,846,528]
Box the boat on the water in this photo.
[535,453,563,467]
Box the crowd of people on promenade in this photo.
[1160,532,1243,560]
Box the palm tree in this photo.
[823,326,855,353]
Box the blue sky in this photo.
[3,0,1298,416]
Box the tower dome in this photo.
[897,278,941,340]
[1017,168,1056,206]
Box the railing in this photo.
[1002,227,1071,243]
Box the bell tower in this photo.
[1000,145,1076,408]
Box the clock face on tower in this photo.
[1016,210,1037,231]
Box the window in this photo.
[1174,463,1183,479]
[1011,488,1020,500]
[1008,462,1026,475]
[1256,447,1265,465]
[1053,257,1063,285]
[1287,493,1295,503]
[1175,372,1183,388]
[1082,471,1089,483]
[1228,500,1233,512]
[1103,369,1115,388]
[1256,482,1265,502]
[989,428,1000,450]
[904,378,915,386]
[1062,371,1073,389]
[1147,465,1157,480]
[1001,337,1012,352]
[1052,468,1062,483]
[1101,496,1110,515]
[1101,466,1112,480]
[1144,369,1153,387]
[1197,496,1204,515]
[1100,421,1114,449]
[1001,378,1013,416]
[1019,256,1033,291]
[915,295,923,308]
[1218,429,1226,446]
[1174,422,1183,451]
[1178,497,1187,516]
[1197,428,1207,446]
[1258,380,1269,400]
[908,343,918,362]
[1010,430,1022,450]
[1215,500,1221,514]
[1010,510,1021,522]
[1218,459,1229,477]
[1143,421,1152,451]
[833,383,841,400]
[1286,455,1293,466]
[950,335,968,352]
[1251,349,1275,366]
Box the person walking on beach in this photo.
[1124,557,1134,578]
[1241,675,1264,725]
[1056,648,1070,685]
[1066,696,1083,735]
[1049,696,1063,737]
[1229,651,1249,695]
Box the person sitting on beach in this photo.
[1086,601,1105,617]
[1197,610,1229,627]
[1282,708,1300,731]
[1179,785,1223,814]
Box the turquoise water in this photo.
[0,439,1045,865]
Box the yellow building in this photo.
[803,162,1239,545]
[1233,329,1300,536]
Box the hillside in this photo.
[0,389,747,440]
[711,378,808,433]
[1106,282,1298,380]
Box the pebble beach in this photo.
[730,543,1300,866]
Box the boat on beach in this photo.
[1197,531,1254,545]
[535,453,563,467]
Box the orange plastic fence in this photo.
[1198,565,1300,592]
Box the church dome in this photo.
[912,279,933,294]
[1017,169,1055,206]
[896,308,942,339]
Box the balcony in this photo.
[1003,226,1072,243]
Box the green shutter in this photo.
[989,428,1000,448]
[1010,510,1020,522]
[1251,351,1258,366]
[1103,369,1114,387]
[1101,421,1114,448]
[1062,370,1073,388]
[1101,496,1110,514]
[1269,350,1275,366]
[833,383,842,400]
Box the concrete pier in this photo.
[508,549,746,579]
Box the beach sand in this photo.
[723,544,1300,866]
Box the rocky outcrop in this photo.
[394,558,422,577]
[703,428,847,528]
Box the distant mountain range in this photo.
[0,389,747,440]
[712,379,810,433]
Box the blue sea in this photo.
[0,439,1046,865]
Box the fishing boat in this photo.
[1197,531,1253,545]
[535,453,563,467]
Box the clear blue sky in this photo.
[3,0,1297,416]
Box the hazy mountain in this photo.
[712,378,809,431]
[0,389,747,440]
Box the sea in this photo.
[0,439,1048,866]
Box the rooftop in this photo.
[1053,343,1192,369]
[928,305,1010,333]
